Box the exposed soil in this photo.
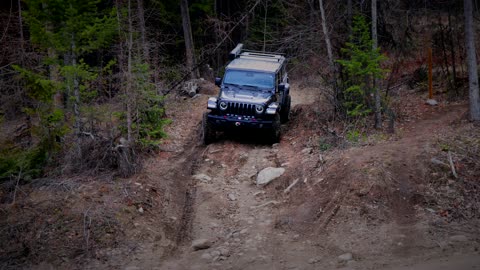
[1,83,479,269]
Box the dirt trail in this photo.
[130,83,477,270]
[2,80,478,270]
[79,84,479,270]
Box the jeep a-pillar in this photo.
[202,44,291,145]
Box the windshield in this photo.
[223,70,274,89]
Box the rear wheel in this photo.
[269,114,281,143]
[202,112,215,145]
[280,95,291,123]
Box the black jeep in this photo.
[202,44,291,144]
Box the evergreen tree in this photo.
[6,0,117,178]
[337,15,387,118]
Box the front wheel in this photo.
[269,114,281,144]
[202,112,215,145]
[280,95,291,123]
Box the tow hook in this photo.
[235,122,241,126]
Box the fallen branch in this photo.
[83,207,92,255]
[447,151,458,179]
[284,178,300,194]
[251,200,279,209]
[11,169,22,205]
[80,131,95,139]
[322,205,340,228]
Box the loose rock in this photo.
[449,235,468,243]
[193,174,212,182]
[192,239,212,251]
[425,99,438,106]
[201,252,212,260]
[256,167,285,186]
[301,148,313,154]
[430,158,448,167]
[338,253,353,262]
[228,193,236,201]
[218,247,230,257]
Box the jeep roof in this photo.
[227,45,286,74]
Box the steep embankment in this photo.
[1,82,479,270]
[154,87,479,270]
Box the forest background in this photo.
[0,0,478,181]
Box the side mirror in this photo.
[278,83,285,91]
[215,77,222,86]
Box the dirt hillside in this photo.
[1,83,479,270]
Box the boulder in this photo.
[449,235,468,243]
[191,239,212,251]
[425,99,438,106]
[338,253,353,262]
[193,174,212,182]
[256,167,285,186]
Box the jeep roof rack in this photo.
[239,52,284,63]
[229,43,285,62]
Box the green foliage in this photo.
[245,1,289,50]
[439,143,450,152]
[346,129,366,144]
[318,138,332,151]
[24,0,117,55]
[7,0,118,180]
[60,59,99,103]
[12,65,59,102]
[13,65,69,146]
[128,60,171,148]
[0,146,45,180]
[337,15,388,118]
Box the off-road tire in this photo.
[269,114,281,143]
[202,112,215,145]
[280,95,291,123]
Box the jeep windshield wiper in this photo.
[223,82,237,86]
[237,84,259,90]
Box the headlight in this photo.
[255,105,264,114]
[219,101,228,110]
[266,103,279,114]
[207,97,217,109]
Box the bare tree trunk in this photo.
[319,0,340,114]
[308,0,315,48]
[439,21,450,79]
[464,0,480,121]
[347,0,353,35]
[136,0,149,61]
[17,0,24,55]
[319,0,333,68]
[42,3,63,109]
[127,0,134,142]
[447,11,457,91]
[71,36,80,136]
[262,0,268,52]
[372,0,382,129]
[180,0,199,79]
[214,0,220,70]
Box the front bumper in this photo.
[207,114,274,130]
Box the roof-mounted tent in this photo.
[229,44,244,60]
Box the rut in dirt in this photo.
[162,125,206,255]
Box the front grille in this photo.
[226,102,256,116]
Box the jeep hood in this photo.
[220,88,273,103]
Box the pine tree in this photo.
[337,15,387,118]
[9,0,117,176]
